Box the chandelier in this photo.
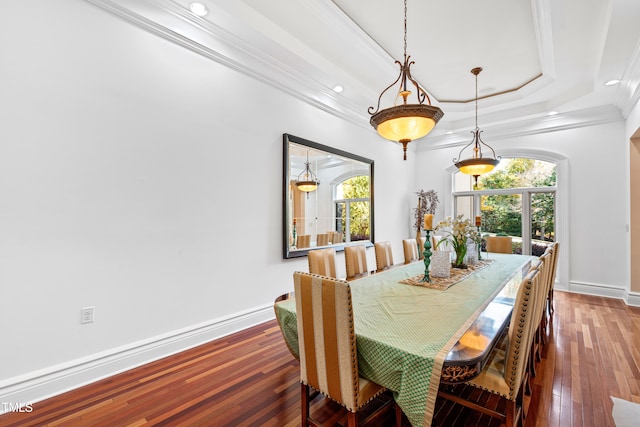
[368,0,443,161]
[453,67,500,185]
[295,151,319,196]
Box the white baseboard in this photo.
[553,280,568,292]
[567,280,640,307]
[567,280,628,300]
[0,304,275,413]
[627,292,640,307]
[2,285,637,414]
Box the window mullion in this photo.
[522,191,532,255]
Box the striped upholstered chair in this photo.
[329,231,343,245]
[438,268,542,426]
[308,248,337,278]
[486,236,513,254]
[546,242,560,315]
[316,233,330,247]
[297,234,311,249]
[293,272,400,426]
[538,248,555,332]
[527,249,553,381]
[402,238,420,264]
[274,292,298,361]
[374,241,394,272]
[345,244,369,280]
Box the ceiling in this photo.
[93,0,640,150]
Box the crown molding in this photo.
[531,0,556,79]
[83,0,637,141]
[418,104,624,152]
[619,37,640,118]
[84,0,372,129]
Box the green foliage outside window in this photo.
[338,176,370,241]
[476,159,556,242]
[477,158,556,190]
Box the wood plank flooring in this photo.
[1,291,639,426]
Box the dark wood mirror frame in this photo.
[283,133,375,259]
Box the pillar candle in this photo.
[423,214,433,230]
[475,216,482,227]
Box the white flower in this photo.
[435,215,480,264]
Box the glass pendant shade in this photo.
[295,151,319,194]
[372,105,440,142]
[455,157,499,175]
[367,0,443,160]
[295,181,318,192]
[453,67,500,179]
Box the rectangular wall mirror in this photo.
[283,133,375,259]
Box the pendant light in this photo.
[295,151,319,197]
[453,67,500,185]
[368,0,444,160]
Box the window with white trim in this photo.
[453,158,556,256]
[334,175,370,243]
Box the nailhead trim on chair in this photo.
[297,272,387,413]
[469,277,534,400]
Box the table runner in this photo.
[275,253,532,426]
[399,258,494,290]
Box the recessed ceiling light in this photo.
[547,111,558,116]
[189,2,208,17]
[604,79,620,86]
[332,85,344,93]
[446,131,454,135]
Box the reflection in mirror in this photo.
[283,134,374,259]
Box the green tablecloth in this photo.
[275,253,532,426]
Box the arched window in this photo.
[452,158,557,256]
[335,175,370,243]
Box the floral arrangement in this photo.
[413,189,439,232]
[435,214,480,267]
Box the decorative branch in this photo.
[413,189,439,232]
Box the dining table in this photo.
[274,252,534,426]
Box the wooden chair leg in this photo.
[518,375,527,422]
[525,362,533,395]
[536,327,542,362]
[529,340,537,377]
[505,399,516,427]
[525,350,534,396]
[395,403,403,426]
[301,383,310,426]
[347,411,357,427]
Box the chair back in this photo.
[486,236,513,253]
[274,292,298,360]
[308,248,337,278]
[431,235,442,251]
[374,241,394,272]
[297,234,311,249]
[504,269,541,398]
[345,245,368,280]
[317,233,330,247]
[531,250,552,327]
[293,272,360,411]
[330,231,343,244]
[402,238,420,263]
[549,242,559,289]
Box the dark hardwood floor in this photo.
[1,291,639,426]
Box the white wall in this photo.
[0,0,415,403]
[415,120,629,299]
